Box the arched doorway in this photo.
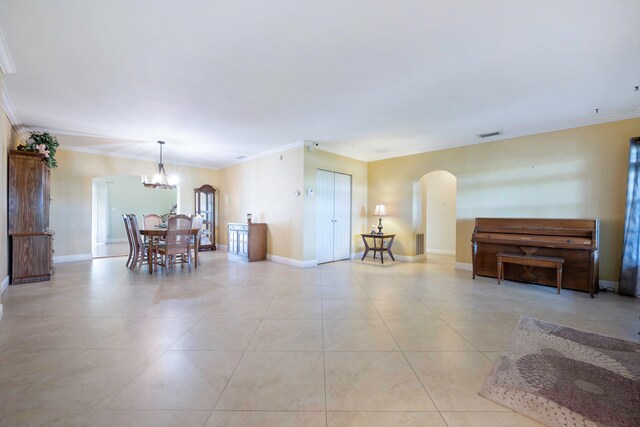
[416,170,457,260]
[91,175,178,258]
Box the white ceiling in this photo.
[1,0,639,169]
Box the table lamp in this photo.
[374,204,388,234]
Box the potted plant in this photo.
[17,131,60,169]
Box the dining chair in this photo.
[143,214,162,229]
[154,214,193,274]
[190,214,204,266]
[128,214,148,273]
[122,214,134,269]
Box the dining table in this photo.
[140,227,201,274]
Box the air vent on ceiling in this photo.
[236,155,247,160]
[477,131,502,139]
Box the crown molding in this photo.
[500,109,640,142]
[15,108,640,171]
[219,140,305,168]
[340,109,640,163]
[309,145,369,162]
[0,26,16,74]
[2,85,20,125]
[36,126,310,170]
[25,126,220,169]
[1,86,29,140]
[58,145,220,170]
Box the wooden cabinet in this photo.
[11,233,54,284]
[194,185,216,251]
[228,223,267,262]
[8,150,54,284]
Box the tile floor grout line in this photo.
[430,310,488,353]
[370,288,442,418]
[87,345,172,412]
[320,275,328,427]
[87,308,206,411]
[209,287,277,415]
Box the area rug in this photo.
[479,317,640,427]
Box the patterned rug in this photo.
[479,317,640,427]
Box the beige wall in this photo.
[2,73,23,312]
[303,149,368,261]
[51,149,219,257]
[368,118,640,281]
[217,146,367,263]
[219,146,305,260]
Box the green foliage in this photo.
[17,131,60,169]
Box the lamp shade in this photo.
[374,204,388,216]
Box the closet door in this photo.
[316,170,335,264]
[316,170,352,264]
[333,172,351,261]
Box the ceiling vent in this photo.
[236,155,247,160]
[477,131,502,139]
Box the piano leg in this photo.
[472,242,477,279]
[556,266,562,294]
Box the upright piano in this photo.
[471,218,599,295]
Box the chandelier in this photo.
[142,141,177,189]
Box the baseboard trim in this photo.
[1,275,8,295]
[218,244,227,250]
[53,253,93,263]
[599,280,619,292]
[426,249,456,256]
[106,238,128,244]
[354,252,425,263]
[455,262,473,271]
[301,259,318,268]
[266,254,317,268]
[394,254,413,263]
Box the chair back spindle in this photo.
[128,214,147,272]
[122,214,134,268]
[154,214,193,274]
[143,214,162,229]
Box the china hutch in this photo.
[8,150,54,284]
[194,184,216,250]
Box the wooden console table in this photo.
[361,233,396,264]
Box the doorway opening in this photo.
[91,175,177,258]
[416,170,457,264]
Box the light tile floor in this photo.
[0,253,638,427]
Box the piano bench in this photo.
[496,252,565,294]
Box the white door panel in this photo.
[333,173,351,260]
[316,170,352,264]
[317,170,335,264]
